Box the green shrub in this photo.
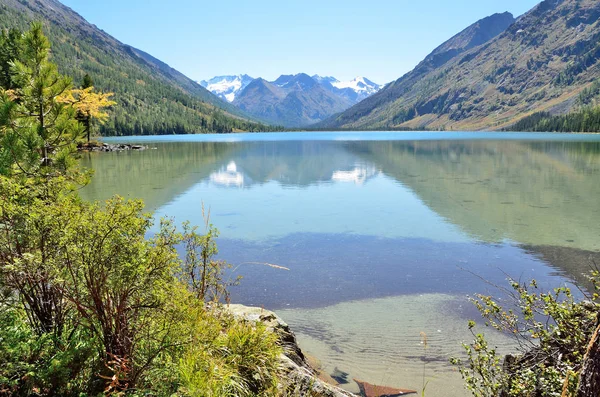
[171,292,281,397]
[0,306,97,396]
[451,272,600,397]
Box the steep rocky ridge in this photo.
[321,0,600,131]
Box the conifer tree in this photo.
[82,73,93,89]
[0,28,23,90]
[0,22,82,179]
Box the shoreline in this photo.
[77,141,149,152]
[227,304,420,397]
[226,304,358,397]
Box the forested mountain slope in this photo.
[0,0,276,135]
[320,0,600,131]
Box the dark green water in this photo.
[80,132,600,396]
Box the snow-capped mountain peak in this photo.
[312,75,381,103]
[201,73,382,105]
[312,75,339,85]
[331,77,380,95]
[199,74,254,102]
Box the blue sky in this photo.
[60,0,540,84]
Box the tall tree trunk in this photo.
[576,317,600,397]
[86,117,91,143]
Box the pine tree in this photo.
[0,28,23,89]
[0,22,82,178]
[82,73,93,89]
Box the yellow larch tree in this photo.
[60,86,116,143]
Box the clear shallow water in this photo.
[278,294,514,397]
[81,132,600,396]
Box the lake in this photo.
[80,131,600,397]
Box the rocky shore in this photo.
[77,142,148,152]
[227,305,418,397]
[227,304,357,397]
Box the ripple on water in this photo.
[278,293,518,397]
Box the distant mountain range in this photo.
[234,74,353,128]
[320,0,600,131]
[200,73,381,127]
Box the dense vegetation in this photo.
[507,106,600,132]
[0,24,283,396]
[507,80,600,132]
[0,0,278,136]
[452,275,600,397]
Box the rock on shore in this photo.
[78,142,147,152]
[226,304,358,397]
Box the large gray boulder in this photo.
[226,304,357,397]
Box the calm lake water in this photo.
[80,132,600,397]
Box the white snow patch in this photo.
[207,78,242,95]
[332,77,380,94]
[224,92,236,102]
[201,75,254,102]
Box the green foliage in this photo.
[82,74,93,90]
[0,306,97,397]
[508,106,600,133]
[59,197,182,391]
[0,176,85,336]
[0,22,83,180]
[0,27,23,90]
[0,172,279,395]
[451,274,600,397]
[0,24,283,396]
[450,329,505,397]
[182,210,241,303]
[577,79,600,107]
[175,298,281,397]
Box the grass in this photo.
[172,297,283,397]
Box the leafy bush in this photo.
[451,272,600,397]
[0,306,97,396]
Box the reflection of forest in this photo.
[522,245,600,290]
[346,141,600,252]
[80,141,373,209]
[80,142,235,211]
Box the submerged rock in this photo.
[353,379,417,397]
[226,304,357,397]
[330,367,350,385]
